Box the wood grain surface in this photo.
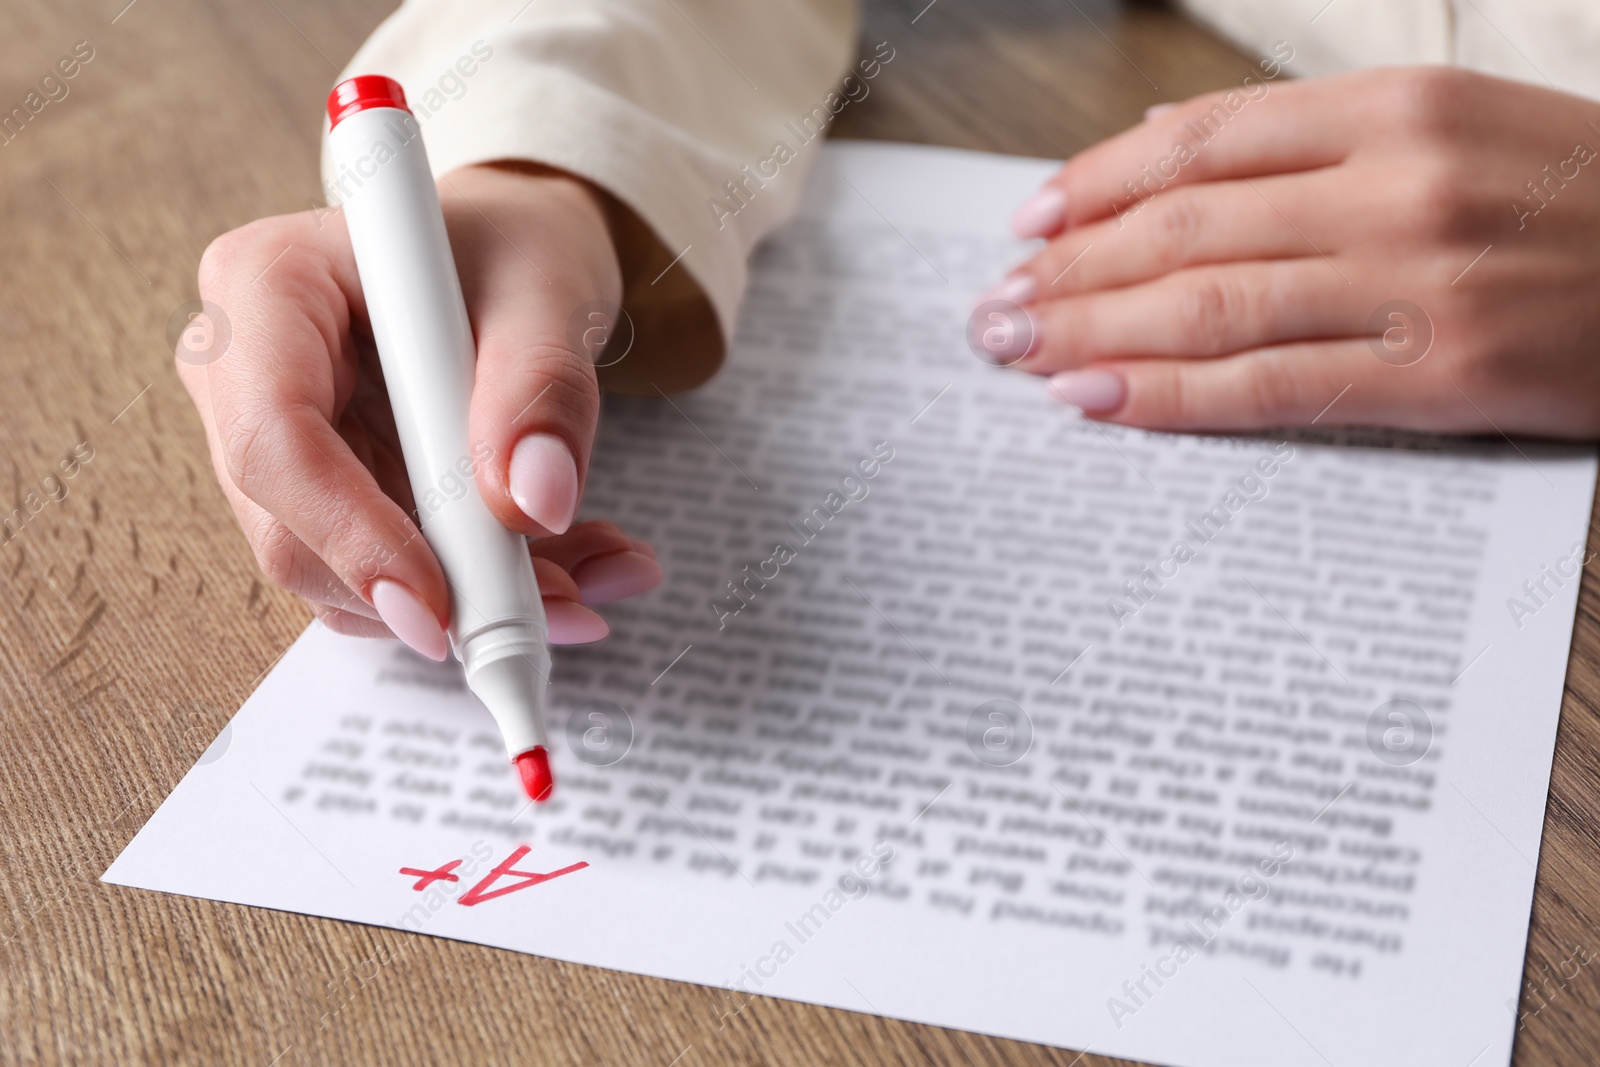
[2,1,1596,1064]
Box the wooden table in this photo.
[4,1,1597,1064]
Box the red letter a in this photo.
[457,845,589,906]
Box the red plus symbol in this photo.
[398,859,462,891]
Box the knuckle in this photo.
[549,358,601,421]
[1158,367,1194,427]
[218,404,275,492]
[196,231,245,294]
[492,341,602,429]
[318,509,384,583]
[1243,351,1309,420]
[1385,67,1468,135]
[1403,163,1476,240]
[1153,194,1203,267]
[1178,275,1240,353]
[536,340,602,390]
[197,217,289,294]
[248,515,306,594]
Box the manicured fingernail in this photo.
[573,550,663,605]
[978,273,1037,307]
[1011,186,1067,239]
[1049,370,1126,413]
[545,599,610,644]
[1145,103,1177,120]
[509,433,578,535]
[370,578,449,661]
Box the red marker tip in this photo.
[515,746,554,803]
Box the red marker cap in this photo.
[327,75,410,130]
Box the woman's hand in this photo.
[176,163,661,657]
[987,67,1600,437]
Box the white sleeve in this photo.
[323,0,859,372]
[1176,0,1600,101]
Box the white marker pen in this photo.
[326,75,555,802]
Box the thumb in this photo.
[445,165,620,537]
[474,326,598,537]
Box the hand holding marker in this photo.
[326,75,556,802]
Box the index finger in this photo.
[1021,68,1377,235]
[195,216,453,645]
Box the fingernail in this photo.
[1145,103,1177,120]
[573,550,663,604]
[978,273,1037,307]
[370,578,450,661]
[510,433,579,535]
[545,599,610,644]
[1011,186,1068,239]
[1049,370,1127,413]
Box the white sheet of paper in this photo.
[106,142,1597,1067]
